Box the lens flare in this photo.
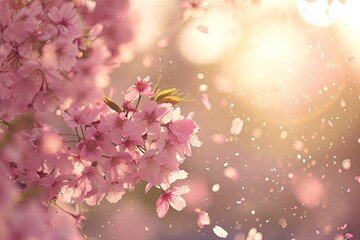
[225,20,307,111]
[131,0,173,51]
[177,6,242,65]
[294,177,325,207]
[297,0,345,27]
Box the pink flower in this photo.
[77,138,102,162]
[105,182,126,203]
[62,103,98,128]
[106,112,137,138]
[156,185,190,218]
[133,101,172,139]
[32,90,59,112]
[85,123,115,155]
[124,76,154,102]
[345,233,354,239]
[0,0,11,28]
[102,152,133,182]
[139,149,178,188]
[37,23,58,41]
[2,1,42,43]
[168,119,196,144]
[48,2,81,36]
[180,0,208,22]
[166,110,202,158]
[66,166,107,205]
[42,34,78,72]
[195,209,210,229]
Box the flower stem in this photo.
[80,126,85,139]
[75,127,82,141]
[49,200,77,219]
[134,94,142,111]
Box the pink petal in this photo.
[168,170,188,184]
[124,87,139,102]
[345,233,354,239]
[144,183,154,193]
[156,196,169,218]
[213,225,228,238]
[169,195,186,211]
[230,117,244,135]
[197,25,209,33]
[197,210,210,229]
[223,166,240,182]
[172,185,190,195]
[355,176,360,183]
[201,93,211,111]
[106,188,125,203]
[62,111,77,128]
[142,76,150,83]
[340,224,347,230]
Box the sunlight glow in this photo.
[297,0,345,27]
[294,177,325,207]
[336,0,360,77]
[130,0,172,51]
[230,20,307,100]
[177,7,242,65]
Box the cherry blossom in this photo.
[48,2,81,36]
[134,101,172,139]
[195,209,210,229]
[124,76,154,102]
[156,185,190,218]
[0,0,203,238]
[180,0,208,21]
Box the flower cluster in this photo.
[0,0,201,238]
[0,171,84,240]
[0,76,201,236]
[0,0,133,118]
[60,80,201,208]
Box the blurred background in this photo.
[83,0,360,239]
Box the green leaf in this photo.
[10,112,35,132]
[155,88,178,102]
[0,132,11,149]
[149,75,190,105]
[0,118,12,128]
[157,95,183,105]
[83,28,91,36]
[17,186,44,204]
[103,96,122,113]
[150,75,162,101]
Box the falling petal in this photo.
[342,159,351,170]
[223,166,240,182]
[196,210,210,229]
[328,120,333,127]
[230,117,244,135]
[355,176,360,183]
[197,25,209,33]
[293,139,304,151]
[345,233,353,239]
[201,93,211,111]
[213,225,228,238]
[340,224,347,230]
[212,183,220,192]
[212,133,226,144]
